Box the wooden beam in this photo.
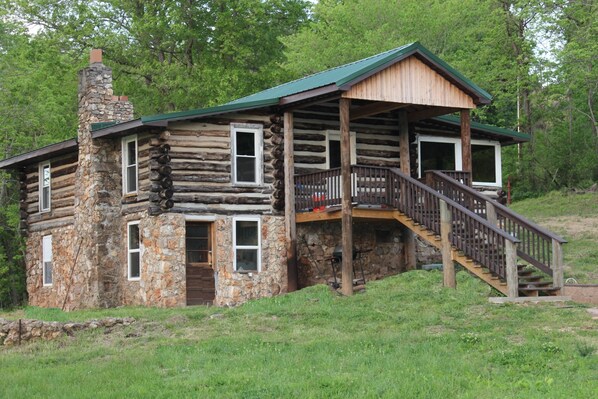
[284,112,298,292]
[440,200,455,288]
[407,107,460,123]
[340,98,354,296]
[398,110,410,174]
[399,110,416,270]
[552,239,564,289]
[460,109,472,178]
[350,102,408,121]
[505,240,519,298]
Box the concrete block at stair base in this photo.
[562,284,598,305]
[488,296,572,304]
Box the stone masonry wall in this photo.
[214,215,287,306]
[25,225,75,309]
[296,221,405,288]
[122,212,187,307]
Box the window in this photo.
[127,221,141,280]
[417,135,502,187]
[231,124,263,185]
[326,130,357,168]
[42,235,52,286]
[39,162,51,212]
[122,136,138,194]
[233,217,261,272]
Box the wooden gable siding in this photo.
[166,114,276,215]
[342,57,476,109]
[292,102,401,174]
[25,152,78,231]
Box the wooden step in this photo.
[519,281,553,288]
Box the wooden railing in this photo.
[295,166,521,290]
[425,170,566,287]
[434,170,472,187]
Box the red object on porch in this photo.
[312,193,326,212]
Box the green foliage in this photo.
[1,272,597,397]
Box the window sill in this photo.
[232,182,263,188]
[235,270,258,275]
[128,277,141,282]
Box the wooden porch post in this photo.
[460,109,472,185]
[399,110,416,270]
[340,98,354,296]
[284,112,298,292]
[440,200,455,288]
[505,240,519,298]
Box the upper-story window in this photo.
[39,162,51,212]
[231,124,263,185]
[122,135,138,195]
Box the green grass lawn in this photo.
[1,272,597,398]
[510,191,598,283]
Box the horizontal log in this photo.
[170,206,271,216]
[159,189,174,199]
[294,133,326,142]
[270,124,282,134]
[170,162,230,173]
[172,174,230,183]
[169,129,228,138]
[270,115,283,124]
[173,194,271,205]
[168,151,230,162]
[174,185,273,195]
[356,149,400,158]
[157,154,171,164]
[355,157,400,167]
[294,143,326,153]
[356,137,400,146]
[294,155,326,165]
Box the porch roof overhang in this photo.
[0,138,78,170]
[422,115,530,144]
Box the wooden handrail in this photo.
[294,166,520,283]
[425,170,566,281]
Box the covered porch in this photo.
[279,45,489,295]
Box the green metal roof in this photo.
[432,115,530,141]
[138,42,492,125]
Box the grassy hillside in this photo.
[1,272,596,398]
[510,191,598,284]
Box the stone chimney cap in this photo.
[90,49,103,64]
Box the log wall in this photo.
[166,114,278,215]
[23,153,78,232]
[292,101,402,174]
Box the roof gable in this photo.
[342,56,476,109]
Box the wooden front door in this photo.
[185,223,215,305]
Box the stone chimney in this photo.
[69,49,134,310]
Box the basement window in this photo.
[39,162,51,212]
[122,135,138,195]
[231,124,263,185]
[127,221,141,280]
[233,217,261,272]
[42,235,52,286]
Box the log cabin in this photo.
[0,44,566,309]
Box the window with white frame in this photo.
[122,136,138,194]
[233,217,261,272]
[127,221,141,280]
[39,162,51,212]
[417,135,502,187]
[326,130,357,168]
[231,124,263,185]
[42,235,52,286]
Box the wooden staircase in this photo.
[294,166,566,298]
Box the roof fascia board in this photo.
[431,115,530,141]
[0,139,78,169]
[92,119,145,139]
[279,84,339,105]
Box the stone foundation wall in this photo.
[296,221,406,287]
[25,225,76,309]
[123,212,187,307]
[214,215,287,306]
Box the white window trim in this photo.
[325,130,357,168]
[122,135,139,195]
[39,162,51,213]
[417,134,502,187]
[42,235,52,287]
[231,124,263,186]
[232,216,261,273]
[127,221,141,281]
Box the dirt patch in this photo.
[536,215,598,239]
